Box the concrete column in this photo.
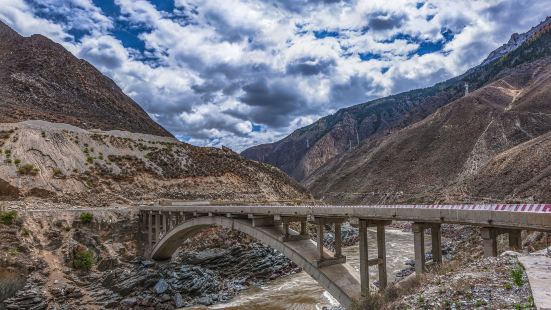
[148,211,153,247]
[377,224,387,289]
[155,212,161,241]
[334,223,343,258]
[412,223,426,274]
[509,230,522,251]
[431,224,443,264]
[359,220,369,297]
[300,221,307,236]
[283,222,290,238]
[167,212,172,230]
[317,223,325,260]
[481,227,498,257]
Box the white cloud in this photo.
[1,0,550,151]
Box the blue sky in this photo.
[1,0,550,150]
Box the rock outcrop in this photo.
[0,120,310,205]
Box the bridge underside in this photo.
[148,216,362,308]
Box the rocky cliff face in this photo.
[243,17,551,204]
[0,20,171,137]
[0,120,310,205]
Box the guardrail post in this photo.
[431,224,442,264]
[481,227,497,257]
[412,223,426,274]
[359,219,369,297]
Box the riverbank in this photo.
[0,203,300,309]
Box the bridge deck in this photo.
[139,204,551,231]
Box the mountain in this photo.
[0,20,172,137]
[243,17,551,204]
[0,21,310,204]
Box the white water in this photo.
[185,229,429,310]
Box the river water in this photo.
[185,228,429,310]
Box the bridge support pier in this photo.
[412,223,426,274]
[508,230,522,251]
[431,224,443,264]
[358,219,390,296]
[481,228,523,257]
[148,211,153,248]
[311,217,347,268]
[276,216,308,241]
[155,212,161,242]
[413,223,443,274]
[481,227,498,257]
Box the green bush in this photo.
[13,159,20,165]
[511,264,524,286]
[79,212,93,224]
[17,163,39,175]
[0,211,17,225]
[73,249,95,270]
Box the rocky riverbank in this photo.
[0,204,299,309]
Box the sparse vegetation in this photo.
[511,263,524,286]
[86,156,94,164]
[13,158,20,165]
[73,249,95,270]
[79,212,93,224]
[0,211,17,225]
[53,168,64,178]
[17,163,39,175]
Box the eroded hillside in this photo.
[306,57,551,204]
[0,120,310,205]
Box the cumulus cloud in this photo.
[0,0,550,150]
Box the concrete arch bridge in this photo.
[138,203,551,309]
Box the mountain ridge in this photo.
[0,19,173,138]
[242,17,551,203]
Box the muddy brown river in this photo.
[185,228,430,309]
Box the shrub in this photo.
[17,163,39,175]
[13,159,20,165]
[53,168,64,178]
[73,249,95,270]
[511,264,524,286]
[0,211,17,225]
[86,156,94,164]
[504,282,512,290]
[4,149,11,157]
[80,212,93,224]
[41,131,46,138]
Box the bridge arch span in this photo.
[150,216,361,308]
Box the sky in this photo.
[0,0,550,151]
